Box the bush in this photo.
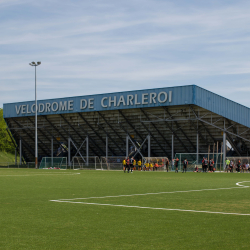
[0,108,15,154]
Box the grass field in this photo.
[0,151,19,163]
[0,169,250,250]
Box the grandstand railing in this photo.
[4,154,248,172]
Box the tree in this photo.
[0,108,15,153]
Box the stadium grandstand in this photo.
[3,85,250,169]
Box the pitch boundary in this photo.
[50,181,250,216]
[0,173,80,177]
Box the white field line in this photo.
[50,200,250,216]
[0,173,80,177]
[50,181,250,216]
[56,181,250,201]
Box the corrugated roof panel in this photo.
[3,85,194,118]
[3,84,250,128]
[195,86,250,128]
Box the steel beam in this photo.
[19,138,22,165]
[164,107,197,151]
[106,135,108,159]
[77,125,103,157]
[223,128,226,170]
[139,119,168,155]
[6,120,35,162]
[118,110,144,141]
[172,133,174,161]
[78,113,117,156]
[119,110,165,155]
[98,111,125,144]
[140,109,172,151]
[97,124,124,155]
[119,118,157,157]
[226,133,241,156]
[189,119,210,146]
[196,133,199,164]
[148,134,151,158]
[27,117,62,148]
[12,119,49,156]
[68,137,71,167]
[44,116,68,143]
[126,135,129,157]
[190,106,216,143]
[60,114,92,156]
[86,136,89,165]
[163,118,191,154]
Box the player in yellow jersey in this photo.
[149,162,153,171]
[138,159,142,171]
[133,159,136,171]
[122,158,126,173]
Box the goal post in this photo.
[101,157,125,170]
[39,157,67,169]
[175,153,223,172]
[226,156,250,172]
[72,156,101,170]
[143,157,169,171]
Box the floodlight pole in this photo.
[30,61,41,169]
[35,65,38,169]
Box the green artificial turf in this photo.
[0,169,249,249]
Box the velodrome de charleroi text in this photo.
[14,91,173,115]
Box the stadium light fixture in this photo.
[29,61,41,169]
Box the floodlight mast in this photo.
[29,61,41,169]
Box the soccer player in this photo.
[175,157,179,173]
[165,157,170,172]
[229,160,234,172]
[126,157,130,173]
[182,159,188,173]
[245,162,249,172]
[225,159,230,172]
[130,157,134,173]
[202,157,205,172]
[123,158,126,173]
[149,162,153,171]
[241,162,246,173]
[137,159,142,171]
[154,162,159,171]
[204,158,208,172]
[209,159,214,172]
[133,158,136,171]
[194,165,199,172]
[236,160,241,173]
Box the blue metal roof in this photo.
[194,86,250,128]
[3,85,250,128]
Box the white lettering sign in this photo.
[14,90,173,115]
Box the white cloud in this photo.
[1,0,250,108]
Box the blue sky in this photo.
[1,0,250,108]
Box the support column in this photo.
[106,135,108,160]
[51,137,53,167]
[196,133,199,165]
[223,131,226,170]
[15,147,17,165]
[68,138,71,168]
[126,135,129,158]
[86,136,89,166]
[19,138,22,165]
[148,134,151,158]
[171,133,174,163]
